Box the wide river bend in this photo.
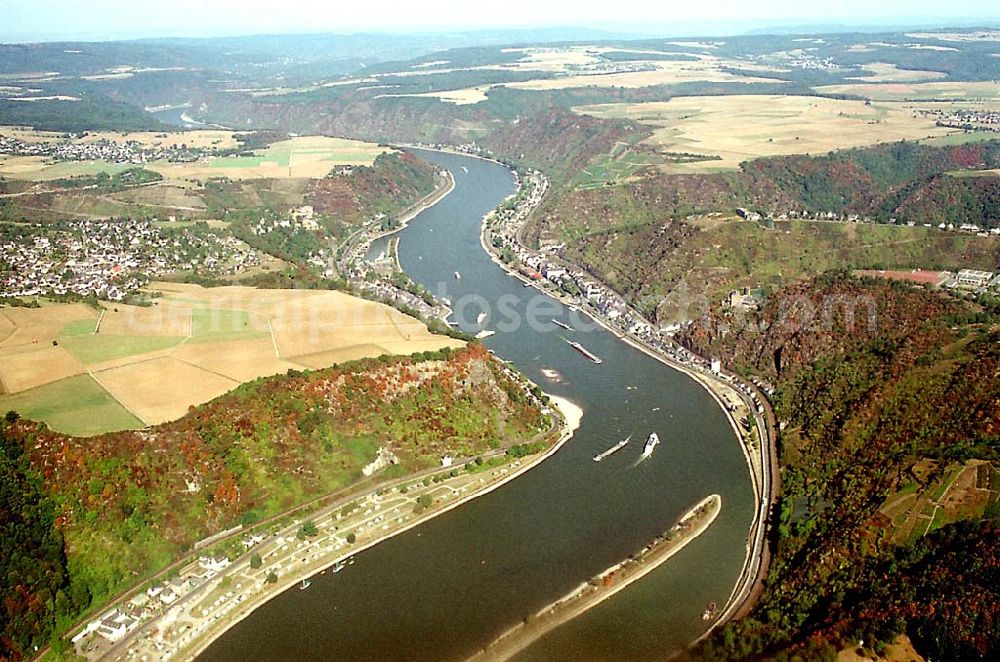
[202,150,755,661]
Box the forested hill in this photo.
[0,345,547,659]
[479,108,645,182]
[741,139,1000,225]
[306,150,440,224]
[531,139,1000,250]
[678,273,1000,660]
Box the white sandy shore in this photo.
[471,494,723,661]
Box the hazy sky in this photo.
[3,0,998,41]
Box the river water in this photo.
[201,150,754,661]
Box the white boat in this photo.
[476,311,488,325]
[332,561,345,573]
[300,579,312,590]
[475,330,495,339]
[552,319,571,331]
[593,436,630,462]
[642,432,660,457]
[461,166,469,173]
[454,271,461,279]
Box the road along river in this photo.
[201,150,756,661]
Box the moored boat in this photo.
[702,601,718,620]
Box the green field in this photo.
[59,318,99,337]
[59,334,186,364]
[210,152,288,169]
[0,374,144,436]
[948,168,1000,178]
[209,142,382,171]
[921,130,1000,147]
[190,307,268,342]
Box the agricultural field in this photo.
[575,95,957,171]
[504,59,779,91]
[0,134,399,221]
[879,460,1000,546]
[924,131,1000,146]
[845,61,947,83]
[568,140,667,190]
[379,85,494,105]
[815,80,1000,101]
[78,129,240,150]
[0,284,462,434]
[0,154,136,180]
[0,125,241,149]
[146,136,392,180]
[378,46,783,104]
[0,131,389,184]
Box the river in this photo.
[200,150,755,661]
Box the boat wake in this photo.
[593,435,631,462]
[629,432,661,468]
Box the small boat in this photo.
[454,271,461,279]
[476,311,487,325]
[300,579,312,590]
[552,319,571,331]
[461,166,469,173]
[593,436,631,462]
[702,602,718,621]
[642,432,660,457]
[523,282,533,288]
[332,561,345,573]
[475,330,495,339]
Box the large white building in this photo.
[956,269,995,289]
